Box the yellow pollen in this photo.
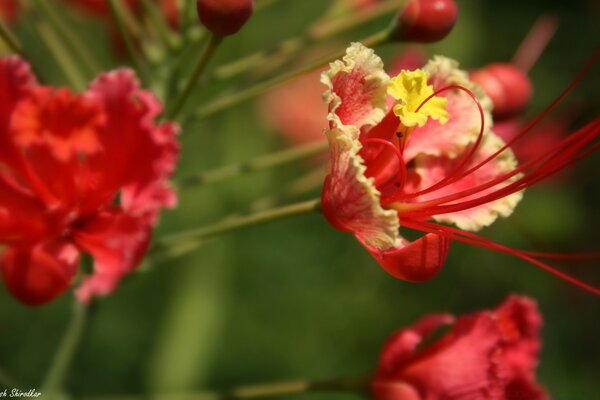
[387,69,449,128]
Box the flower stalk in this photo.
[154,198,322,251]
[167,33,223,119]
[210,0,407,82]
[190,29,391,122]
[32,20,87,91]
[41,302,91,396]
[0,17,22,55]
[33,0,100,76]
[179,140,327,187]
[108,0,149,82]
[81,376,369,400]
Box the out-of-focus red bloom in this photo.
[66,0,179,29]
[321,43,600,293]
[494,118,568,166]
[372,295,548,400]
[0,0,19,25]
[0,56,179,306]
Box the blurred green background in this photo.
[1,0,599,399]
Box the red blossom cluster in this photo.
[0,57,179,305]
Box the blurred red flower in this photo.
[372,295,548,400]
[0,56,179,306]
[0,0,19,25]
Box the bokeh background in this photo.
[1,0,599,398]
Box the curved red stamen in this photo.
[383,85,486,206]
[399,118,600,217]
[361,137,408,193]
[401,218,600,296]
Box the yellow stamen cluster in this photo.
[388,70,448,128]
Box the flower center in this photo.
[388,69,448,130]
[10,87,105,162]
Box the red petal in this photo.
[361,233,451,282]
[72,209,150,302]
[1,240,79,306]
[79,70,179,217]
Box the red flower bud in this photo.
[390,0,458,43]
[470,63,533,120]
[196,0,254,37]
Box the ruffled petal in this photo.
[0,240,79,306]
[398,313,504,400]
[403,56,493,161]
[321,42,389,131]
[359,233,451,282]
[73,209,150,302]
[322,124,400,250]
[494,296,548,400]
[80,69,180,217]
[0,56,36,167]
[410,134,523,231]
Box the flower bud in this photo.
[470,63,532,119]
[196,0,254,37]
[390,0,458,43]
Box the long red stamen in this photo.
[361,138,407,192]
[399,118,600,217]
[401,218,600,296]
[383,85,487,205]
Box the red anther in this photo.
[196,0,254,37]
[470,63,533,120]
[390,0,458,43]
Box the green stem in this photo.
[180,140,328,187]
[140,0,179,51]
[167,33,223,119]
[0,18,23,55]
[80,376,369,400]
[154,198,321,251]
[33,20,87,91]
[190,29,391,121]
[34,0,101,76]
[42,302,90,396]
[108,0,149,82]
[211,0,405,81]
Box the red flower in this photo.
[0,56,179,306]
[372,295,548,400]
[0,0,19,25]
[320,43,600,294]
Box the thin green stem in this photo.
[33,20,87,91]
[42,302,90,396]
[190,29,391,122]
[108,0,149,82]
[167,33,223,119]
[140,0,179,51]
[0,18,23,55]
[154,198,321,251]
[80,376,369,400]
[211,0,405,81]
[180,140,328,187]
[34,0,101,76]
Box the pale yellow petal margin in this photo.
[321,43,399,250]
[417,56,495,158]
[430,134,523,231]
[321,42,390,136]
[325,125,401,249]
